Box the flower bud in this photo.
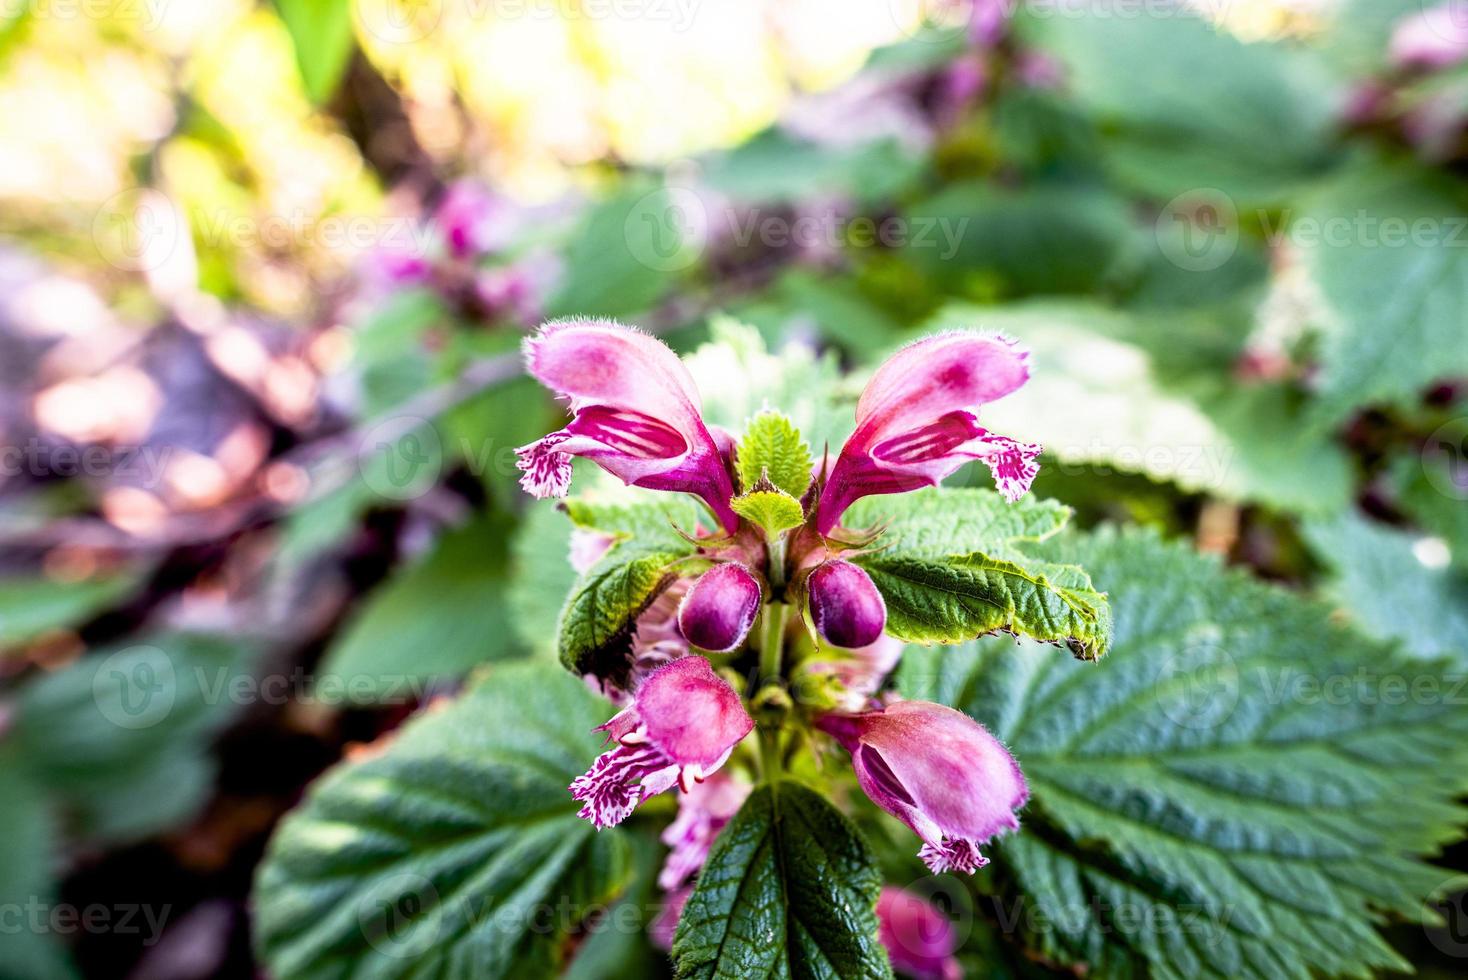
[678,563,761,652]
[807,560,886,649]
[818,701,1027,874]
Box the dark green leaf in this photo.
[672,779,891,980]
[559,548,686,678]
[900,528,1468,979]
[253,662,631,979]
[0,755,75,980]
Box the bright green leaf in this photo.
[253,662,631,979]
[730,487,805,536]
[276,0,356,105]
[672,779,892,980]
[558,549,685,679]
[737,411,813,497]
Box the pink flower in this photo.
[516,320,739,531]
[806,560,887,649]
[818,701,1027,874]
[434,181,515,259]
[649,887,690,951]
[571,657,753,829]
[1390,4,1468,72]
[568,528,616,574]
[814,333,1039,535]
[878,887,963,980]
[658,771,752,891]
[800,634,905,711]
[678,562,762,653]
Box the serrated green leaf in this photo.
[899,528,1468,980]
[730,487,805,535]
[253,662,631,979]
[317,513,525,703]
[737,411,814,498]
[1303,512,1468,664]
[558,549,684,679]
[671,779,892,980]
[276,0,356,105]
[845,487,1073,556]
[858,551,1111,660]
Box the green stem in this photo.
[755,601,791,782]
[758,601,789,686]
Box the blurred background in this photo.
[1,0,1466,977]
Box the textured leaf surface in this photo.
[899,529,1468,980]
[254,662,630,979]
[1299,163,1468,423]
[850,489,1110,658]
[731,487,805,536]
[1303,512,1468,664]
[737,411,814,498]
[558,549,684,676]
[671,779,892,980]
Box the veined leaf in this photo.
[899,528,1468,980]
[845,487,1073,556]
[672,779,892,980]
[737,411,814,498]
[563,493,706,553]
[730,486,805,536]
[253,662,631,979]
[558,549,685,679]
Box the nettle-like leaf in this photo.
[671,779,892,980]
[253,662,631,979]
[899,528,1468,980]
[730,484,805,536]
[847,488,1111,659]
[558,495,704,677]
[737,411,814,497]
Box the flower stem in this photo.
[755,601,791,782]
[758,601,789,687]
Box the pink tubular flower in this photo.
[516,320,739,532]
[571,657,753,829]
[801,634,905,712]
[878,887,963,980]
[814,333,1039,535]
[817,701,1027,874]
[658,771,752,891]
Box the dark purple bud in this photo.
[678,563,761,652]
[807,560,886,649]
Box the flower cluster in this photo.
[517,317,1040,965]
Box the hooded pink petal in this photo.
[818,700,1027,874]
[816,333,1038,533]
[516,320,738,530]
[570,656,752,829]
